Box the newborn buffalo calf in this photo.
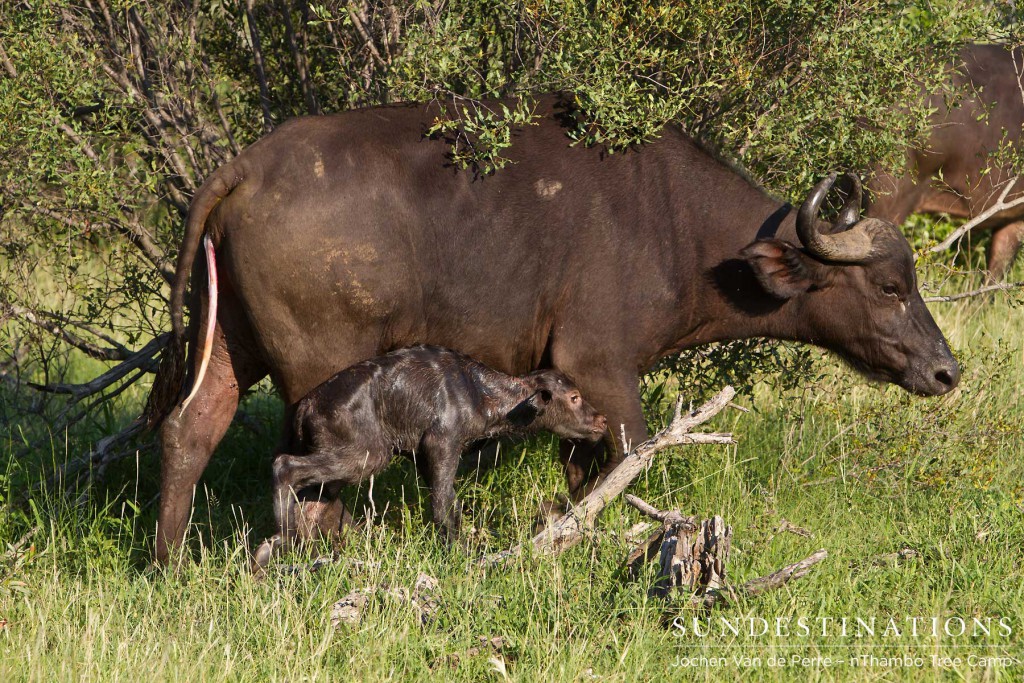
[254,345,606,568]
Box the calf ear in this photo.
[506,390,551,427]
[740,239,820,299]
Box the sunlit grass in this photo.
[1,253,1022,681]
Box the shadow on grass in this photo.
[1,382,576,570]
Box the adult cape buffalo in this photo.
[148,94,960,565]
[868,44,1024,281]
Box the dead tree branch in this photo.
[483,386,737,565]
[244,0,274,133]
[3,304,131,362]
[739,550,828,597]
[624,493,694,527]
[26,333,167,400]
[931,176,1024,252]
[923,281,1023,303]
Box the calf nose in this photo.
[594,414,608,430]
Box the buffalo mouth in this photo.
[896,365,960,396]
[837,354,960,397]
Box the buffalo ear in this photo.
[506,389,552,427]
[740,239,820,299]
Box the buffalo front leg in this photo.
[537,371,648,529]
[561,372,648,498]
[155,323,266,566]
[986,221,1024,283]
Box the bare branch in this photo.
[923,281,1023,303]
[280,0,320,115]
[26,334,167,401]
[118,218,175,283]
[347,2,387,68]
[3,304,131,362]
[55,118,100,162]
[931,176,1024,252]
[624,494,695,528]
[0,41,18,79]
[735,549,828,597]
[18,201,174,283]
[99,63,196,198]
[244,0,274,133]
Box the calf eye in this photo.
[882,283,899,297]
[570,394,580,404]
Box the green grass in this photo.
[2,262,1023,681]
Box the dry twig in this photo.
[931,176,1024,252]
[923,281,1023,303]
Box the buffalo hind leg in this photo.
[987,221,1024,283]
[155,319,266,566]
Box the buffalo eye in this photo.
[570,394,580,404]
[881,283,899,297]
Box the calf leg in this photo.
[416,434,463,542]
[269,407,356,551]
[986,221,1024,283]
[156,313,266,566]
[252,465,348,571]
[261,447,388,561]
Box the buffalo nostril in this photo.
[934,369,956,387]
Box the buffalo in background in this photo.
[868,44,1024,281]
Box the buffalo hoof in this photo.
[251,534,286,576]
[533,493,570,535]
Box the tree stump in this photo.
[625,494,826,608]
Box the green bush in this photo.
[0,1,1010,446]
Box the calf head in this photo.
[741,173,960,396]
[511,370,607,441]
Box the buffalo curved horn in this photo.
[797,172,874,263]
[835,173,863,230]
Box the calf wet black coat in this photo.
[253,345,605,567]
[150,93,960,565]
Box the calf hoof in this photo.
[533,493,570,535]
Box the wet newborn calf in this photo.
[254,345,606,567]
